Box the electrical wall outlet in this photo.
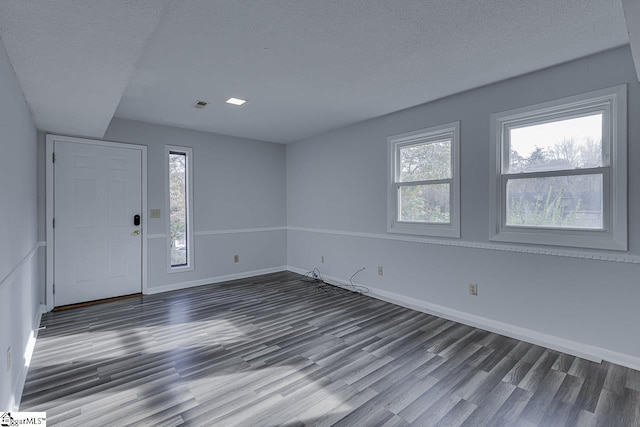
[233,254,239,263]
[469,283,478,296]
[6,347,10,372]
[321,255,324,263]
[378,266,383,276]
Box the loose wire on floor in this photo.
[349,267,370,295]
[301,267,324,283]
[301,267,370,296]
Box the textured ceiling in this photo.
[0,1,631,143]
[0,0,169,138]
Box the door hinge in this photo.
[53,284,55,295]
[52,152,56,163]
[52,218,55,228]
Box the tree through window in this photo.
[388,122,460,238]
[490,85,627,250]
[169,152,187,266]
[166,145,193,271]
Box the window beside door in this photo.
[166,145,194,271]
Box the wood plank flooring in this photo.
[21,272,640,426]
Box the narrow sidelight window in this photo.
[166,146,194,271]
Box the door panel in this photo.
[54,141,142,306]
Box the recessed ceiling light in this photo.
[226,97,247,106]
[194,100,208,108]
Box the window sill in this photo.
[389,221,460,238]
[167,265,194,274]
[490,227,627,251]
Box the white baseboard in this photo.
[13,304,46,411]
[145,266,288,295]
[287,266,640,372]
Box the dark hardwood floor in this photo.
[21,272,640,426]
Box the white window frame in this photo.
[489,85,627,251]
[165,145,195,273]
[388,121,460,238]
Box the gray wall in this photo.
[0,35,39,409]
[18,40,640,397]
[286,46,640,362]
[103,118,287,290]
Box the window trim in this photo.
[489,85,627,251]
[387,121,461,238]
[165,145,195,273]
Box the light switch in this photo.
[150,209,161,218]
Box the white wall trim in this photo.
[148,227,286,239]
[46,134,148,311]
[194,226,286,236]
[12,304,46,411]
[145,266,287,295]
[46,138,54,311]
[287,226,640,264]
[286,266,640,371]
[0,243,43,293]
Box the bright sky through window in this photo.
[510,114,602,159]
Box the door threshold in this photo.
[53,293,142,312]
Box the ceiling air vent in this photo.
[194,100,208,109]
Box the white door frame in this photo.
[46,134,148,311]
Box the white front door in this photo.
[54,141,142,306]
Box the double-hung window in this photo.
[388,121,460,238]
[490,85,627,250]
